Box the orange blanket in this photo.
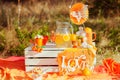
[0,56,120,80]
[0,56,34,80]
[0,56,25,71]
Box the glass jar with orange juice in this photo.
[55,21,73,48]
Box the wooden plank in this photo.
[25,50,62,57]
[24,45,65,58]
[25,58,58,65]
[43,48,65,51]
[24,45,65,51]
[26,66,58,72]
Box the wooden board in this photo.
[26,66,58,72]
[25,58,58,66]
[25,45,65,57]
[25,43,65,72]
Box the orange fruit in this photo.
[70,3,88,25]
[32,46,37,51]
[70,34,77,41]
[37,48,42,52]
[82,68,91,76]
[63,34,70,41]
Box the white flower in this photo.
[34,34,43,39]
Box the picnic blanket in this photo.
[0,56,25,70]
[0,56,120,80]
[0,56,32,80]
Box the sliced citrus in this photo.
[63,34,70,41]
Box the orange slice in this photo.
[82,68,91,76]
[63,34,70,41]
[70,3,88,25]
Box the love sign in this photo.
[57,48,95,75]
[61,55,87,72]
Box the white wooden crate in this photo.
[25,43,65,73]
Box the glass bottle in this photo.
[76,26,86,46]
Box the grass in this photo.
[0,1,120,58]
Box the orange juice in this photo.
[55,34,71,48]
[55,21,73,48]
[55,34,64,45]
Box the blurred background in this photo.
[0,0,120,58]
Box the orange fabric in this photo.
[103,58,120,77]
[0,56,34,80]
[42,72,113,80]
[0,67,33,80]
[94,58,120,78]
[0,56,25,71]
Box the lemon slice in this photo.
[63,35,70,41]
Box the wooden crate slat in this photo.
[25,51,63,58]
[24,46,65,51]
[25,58,58,65]
[26,66,58,72]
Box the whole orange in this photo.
[82,68,91,76]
